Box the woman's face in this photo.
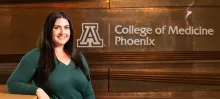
[52,18,70,47]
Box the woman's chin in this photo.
[54,42,67,46]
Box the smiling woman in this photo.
[52,18,71,47]
[6,11,95,99]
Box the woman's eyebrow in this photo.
[54,25,70,27]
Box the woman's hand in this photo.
[36,88,50,99]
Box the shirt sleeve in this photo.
[80,52,90,74]
[6,49,39,95]
[80,52,95,99]
[82,81,95,99]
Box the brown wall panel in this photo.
[0,63,16,84]
[109,80,220,92]
[107,64,220,92]
[0,15,11,54]
[110,68,220,84]
[1,51,220,63]
[0,1,109,8]
[91,80,108,92]
[111,0,220,8]
[95,91,220,99]
[90,69,109,92]
[0,7,219,54]
[97,62,220,92]
[90,62,220,69]
[0,0,220,98]
[84,52,220,64]
[0,0,109,9]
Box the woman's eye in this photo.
[54,27,59,29]
[65,27,70,29]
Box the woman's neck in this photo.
[54,46,64,53]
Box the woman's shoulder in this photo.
[23,48,40,59]
[79,52,90,70]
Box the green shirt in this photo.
[6,48,95,99]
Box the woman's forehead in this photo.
[54,18,69,25]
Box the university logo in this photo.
[77,23,103,48]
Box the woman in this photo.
[6,11,95,99]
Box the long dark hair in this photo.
[36,12,90,84]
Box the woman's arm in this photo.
[80,53,95,99]
[82,81,95,99]
[6,49,39,95]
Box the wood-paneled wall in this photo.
[0,0,220,99]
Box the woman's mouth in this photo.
[57,35,67,40]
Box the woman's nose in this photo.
[59,27,65,34]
